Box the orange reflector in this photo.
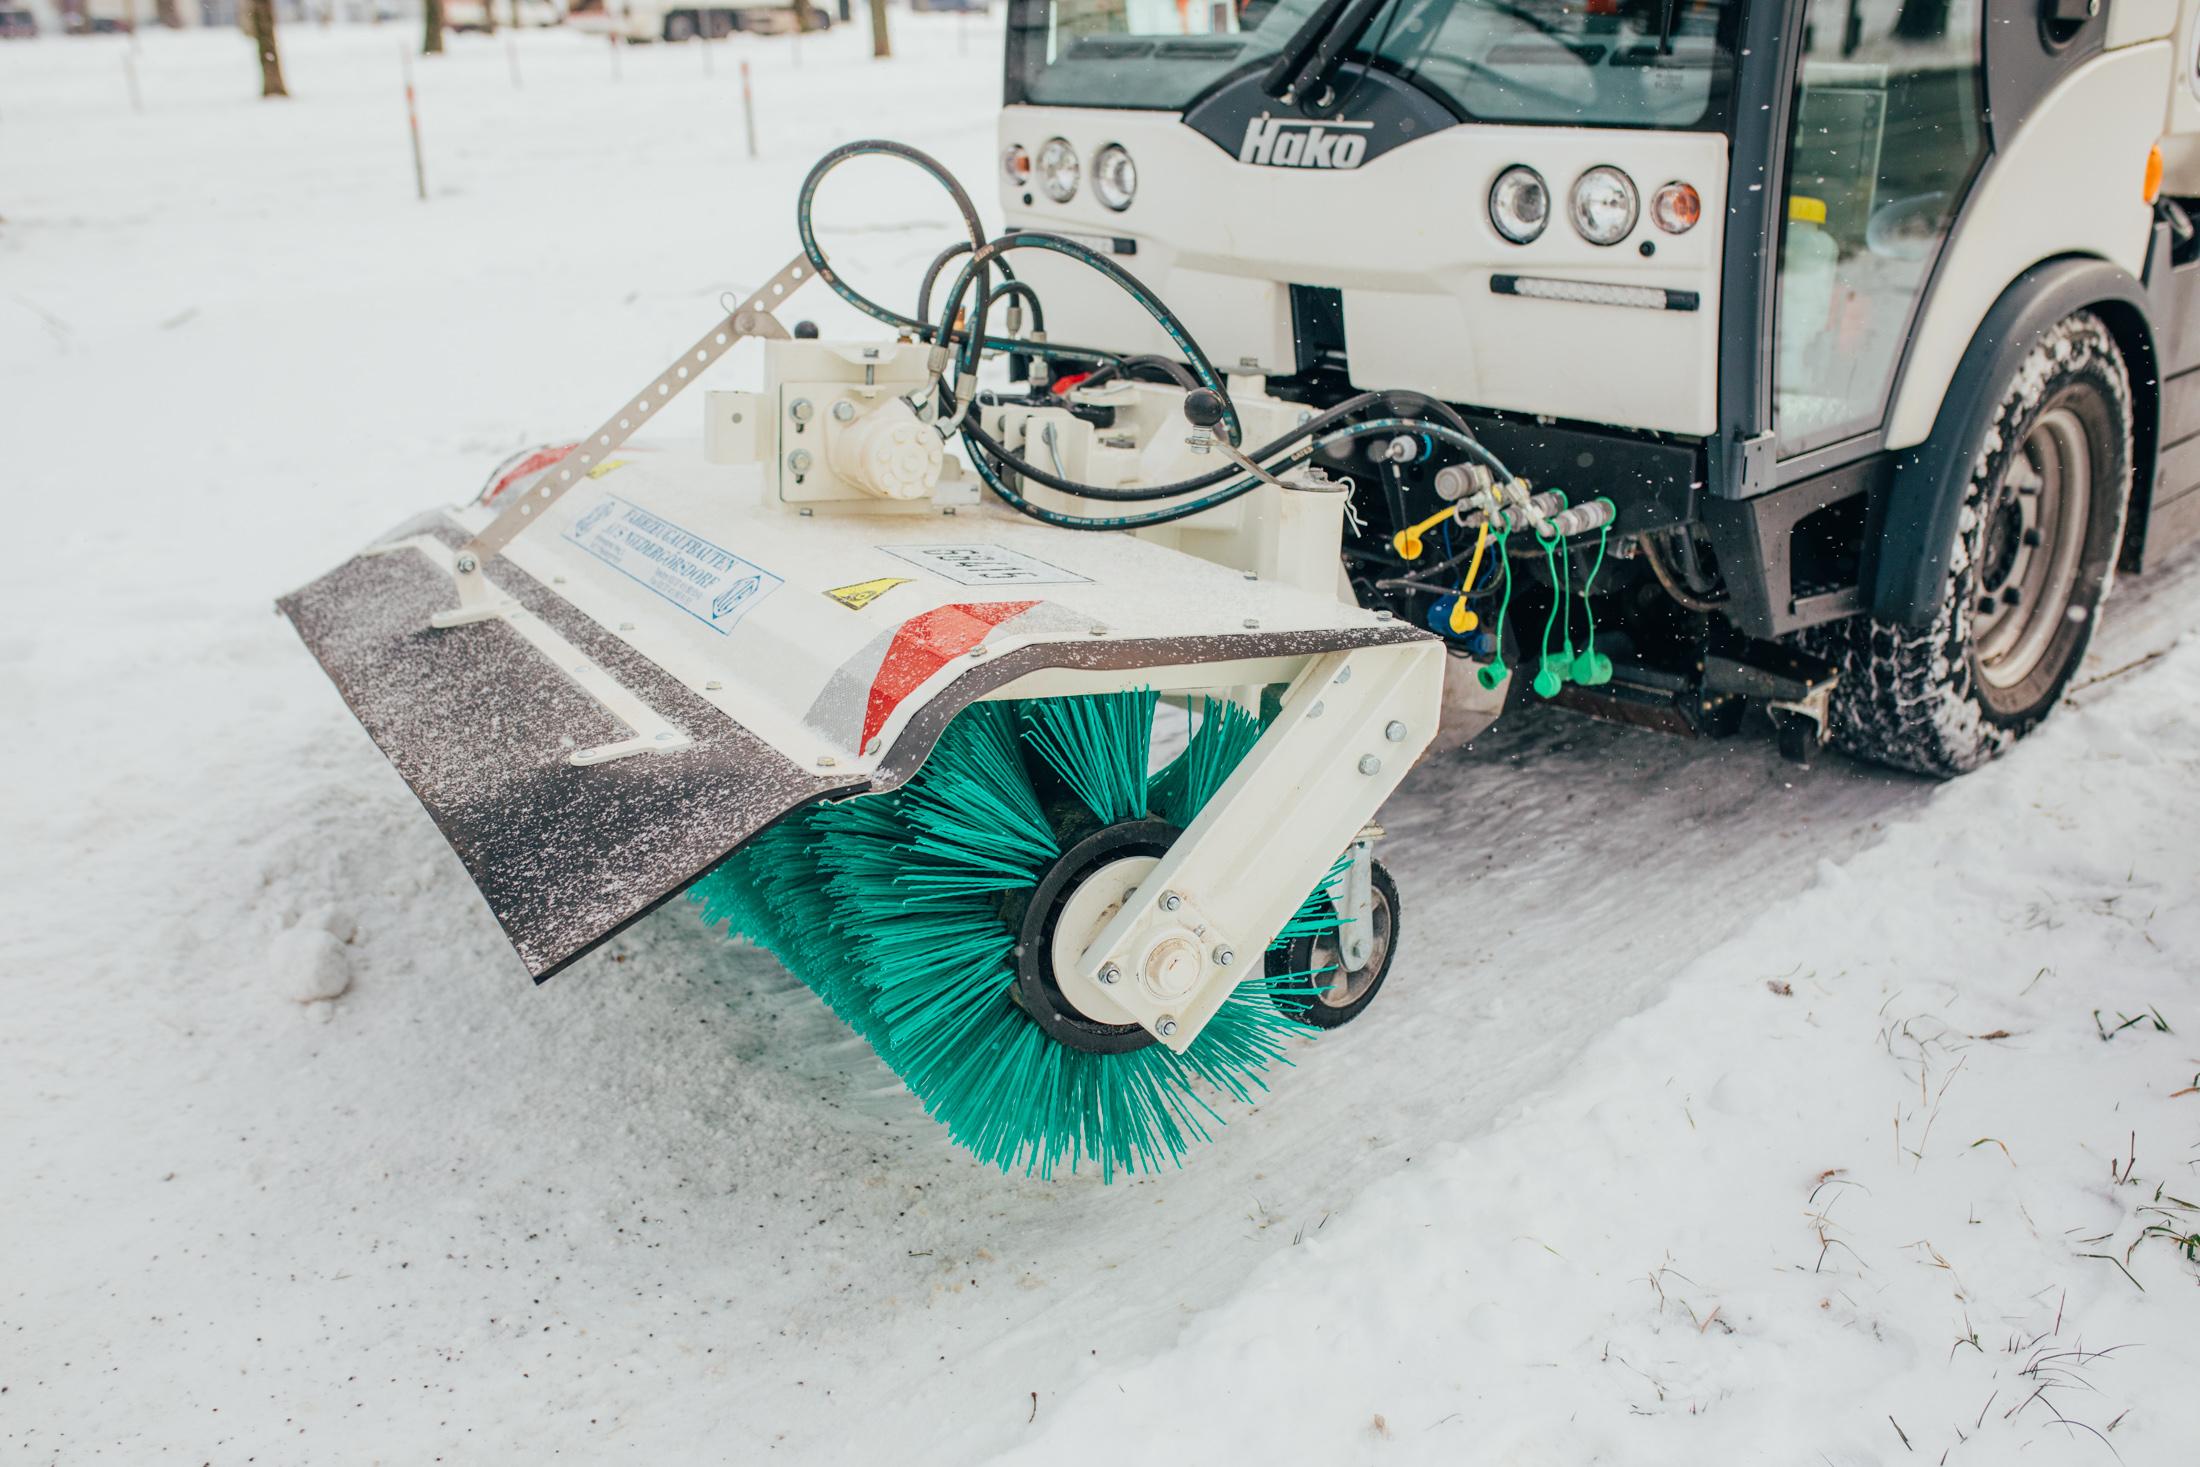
[2145,145,2164,205]
[1652,182,1702,235]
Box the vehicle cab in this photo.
[992,0,2200,774]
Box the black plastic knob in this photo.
[1183,387,1226,429]
[793,320,821,340]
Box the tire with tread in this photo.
[1278,861,1399,1030]
[1805,310,2131,778]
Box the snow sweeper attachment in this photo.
[278,140,1580,1178]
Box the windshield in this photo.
[1006,0,1740,130]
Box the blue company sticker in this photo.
[565,495,780,635]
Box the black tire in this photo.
[1804,311,2131,777]
[1278,861,1399,1030]
[663,9,697,40]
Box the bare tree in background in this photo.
[869,0,889,57]
[155,0,180,25]
[247,0,288,98]
[789,0,815,32]
[424,0,446,54]
[483,0,498,36]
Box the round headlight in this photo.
[1570,166,1639,246]
[1037,138,1080,204]
[1003,144,1032,191]
[1092,144,1137,212]
[1488,165,1549,245]
[1650,180,1701,235]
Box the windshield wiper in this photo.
[1261,0,1396,105]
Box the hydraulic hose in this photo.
[791,140,1521,534]
[933,230,1240,438]
[798,141,1111,364]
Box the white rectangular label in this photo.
[565,494,781,635]
[880,543,1088,586]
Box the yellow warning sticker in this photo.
[825,576,912,611]
[584,459,630,480]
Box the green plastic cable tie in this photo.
[1476,509,1516,691]
[1571,500,1617,687]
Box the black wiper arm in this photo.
[1261,0,1395,105]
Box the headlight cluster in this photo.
[1489,166,1700,246]
[1003,139,1137,211]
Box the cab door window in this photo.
[1775,0,1987,458]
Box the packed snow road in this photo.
[5,22,2196,1465]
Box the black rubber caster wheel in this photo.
[1277,860,1399,1029]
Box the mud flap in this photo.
[278,518,863,980]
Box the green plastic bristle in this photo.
[1021,689,1160,824]
[1149,696,1263,827]
[697,687,1347,1180]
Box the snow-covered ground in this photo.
[5,20,2197,1465]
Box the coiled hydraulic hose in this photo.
[798,141,1106,364]
[794,140,1522,533]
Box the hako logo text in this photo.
[1238,116,1372,169]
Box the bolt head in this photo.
[1384,720,1408,742]
[789,398,814,422]
[788,449,813,474]
[1358,754,1383,776]
[1156,1017,1180,1039]
[454,553,479,574]
[1097,963,1121,986]
[830,400,856,422]
[1212,946,1235,968]
[1159,891,1182,912]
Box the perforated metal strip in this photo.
[459,253,812,564]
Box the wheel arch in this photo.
[1868,256,2157,627]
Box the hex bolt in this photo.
[789,398,814,423]
[1097,963,1121,986]
[1212,946,1235,968]
[831,400,857,422]
[1159,891,1183,912]
[1156,1016,1180,1039]
[2001,586,2022,607]
[2022,527,2043,548]
[1384,720,1408,742]
[1358,754,1383,776]
[454,553,479,574]
[788,449,814,474]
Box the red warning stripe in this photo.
[485,443,580,506]
[861,601,1037,749]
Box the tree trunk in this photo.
[155,0,180,26]
[789,0,812,31]
[868,0,888,56]
[483,0,497,36]
[424,0,445,54]
[247,0,288,98]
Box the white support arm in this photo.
[1074,639,1446,1052]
